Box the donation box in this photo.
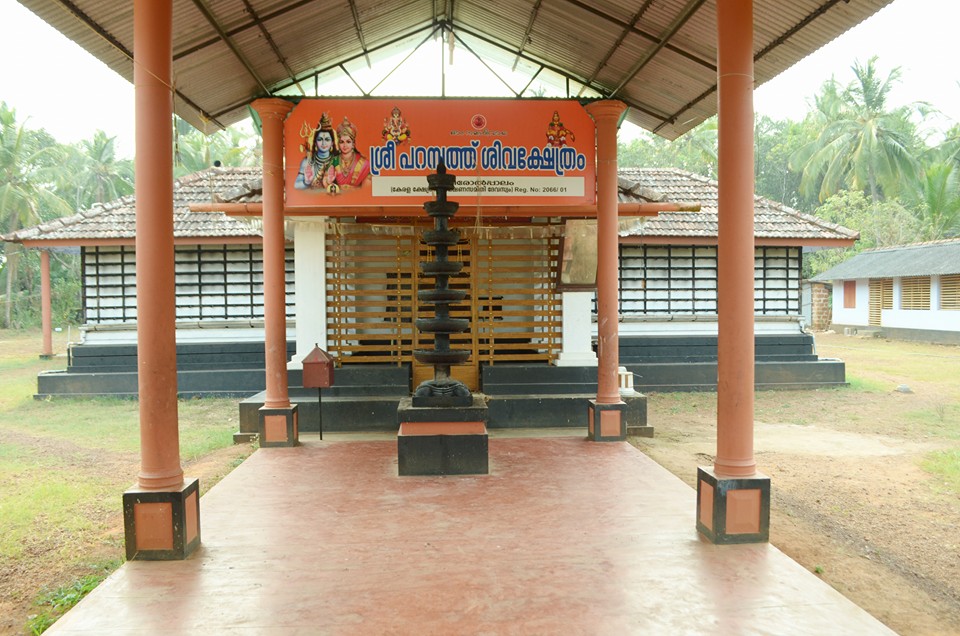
[302,345,335,388]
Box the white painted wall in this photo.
[555,291,597,366]
[289,219,328,369]
[830,279,870,327]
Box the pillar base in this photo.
[397,396,489,476]
[587,399,626,441]
[123,478,200,561]
[259,405,299,447]
[696,467,770,544]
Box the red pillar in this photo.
[123,0,200,561]
[585,100,627,442]
[696,0,770,544]
[40,250,53,358]
[133,0,182,491]
[252,98,299,447]
[715,0,756,478]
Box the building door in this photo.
[868,278,892,327]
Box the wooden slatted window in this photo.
[941,274,960,310]
[325,222,562,389]
[900,276,931,310]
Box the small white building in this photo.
[813,239,960,344]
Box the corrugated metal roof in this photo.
[1,168,263,243]
[812,240,960,280]
[4,166,855,244]
[16,0,893,139]
[619,168,858,242]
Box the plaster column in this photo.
[40,250,53,358]
[123,0,200,561]
[585,100,627,441]
[555,292,598,367]
[290,219,328,369]
[252,98,299,448]
[696,0,770,544]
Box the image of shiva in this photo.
[321,116,370,193]
[295,112,338,190]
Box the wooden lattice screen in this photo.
[325,223,562,390]
[869,278,893,326]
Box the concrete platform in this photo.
[48,435,894,635]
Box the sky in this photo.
[1,0,958,158]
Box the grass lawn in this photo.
[0,328,253,634]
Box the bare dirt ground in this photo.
[632,331,960,636]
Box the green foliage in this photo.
[804,190,921,277]
[903,161,960,239]
[1,102,73,328]
[0,464,105,558]
[618,117,717,178]
[173,117,260,177]
[905,404,960,440]
[0,108,254,328]
[921,449,960,495]
[9,396,240,458]
[27,561,121,634]
[843,375,889,393]
[755,115,811,211]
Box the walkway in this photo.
[49,433,895,634]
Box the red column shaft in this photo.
[715,0,757,477]
[134,0,183,490]
[252,99,295,409]
[586,100,627,404]
[40,250,52,357]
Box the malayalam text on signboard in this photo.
[284,99,596,209]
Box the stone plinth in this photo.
[696,467,771,544]
[397,395,489,476]
[122,478,200,560]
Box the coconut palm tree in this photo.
[907,161,960,239]
[0,102,71,326]
[174,117,259,177]
[64,130,134,209]
[790,57,920,203]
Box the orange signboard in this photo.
[284,99,596,210]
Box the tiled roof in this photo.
[4,166,857,244]
[2,167,264,243]
[618,168,859,242]
[812,239,960,281]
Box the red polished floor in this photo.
[49,434,895,635]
